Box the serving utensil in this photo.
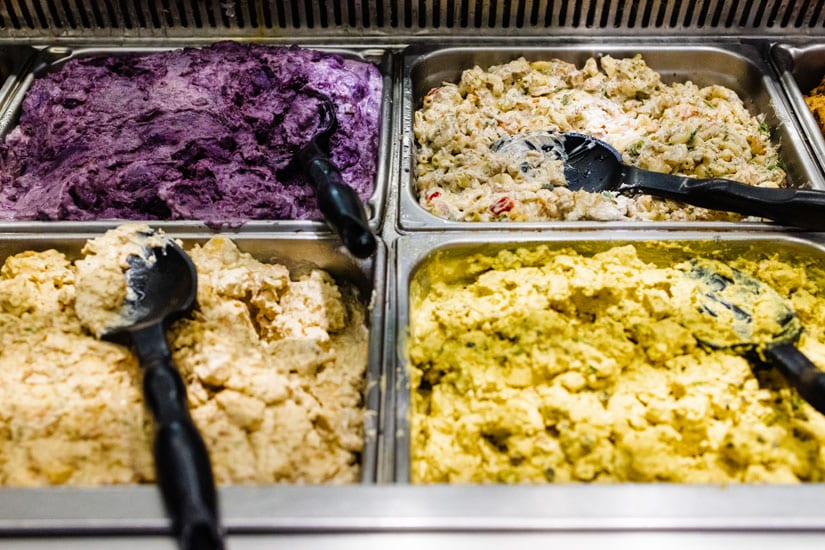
[102,238,224,550]
[682,258,825,415]
[297,90,377,258]
[492,131,825,230]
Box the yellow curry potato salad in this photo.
[414,55,784,222]
[407,245,825,483]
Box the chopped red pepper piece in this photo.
[490,196,514,215]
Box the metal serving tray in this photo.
[0,230,387,533]
[0,43,394,235]
[398,42,824,232]
[771,42,825,181]
[0,45,37,120]
[392,230,825,480]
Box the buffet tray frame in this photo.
[0,35,823,545]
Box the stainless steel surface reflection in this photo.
[772,42,825,183]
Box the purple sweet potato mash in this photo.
[0,41,382,225]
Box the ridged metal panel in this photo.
[0,0,824,38]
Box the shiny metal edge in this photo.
[0,231,387,529]
[0,45,38,119]
[0,43,393,234]
[770,42,825,183]
[397,40,825,232]
[392,230,825,483]
[7,484,825,533]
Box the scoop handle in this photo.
[300,148,377,258]
[764,342,825,415]
[133,324,224,550]
[622,165,825,230]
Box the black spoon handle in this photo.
[134,324,224,550]
[764,342,825,415]
[622,165,825,230]
[300,148,377,259]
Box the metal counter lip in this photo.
[397,40,825,232]
[0,231,387,528]
[0,43,393,234]
[3,485,825,533]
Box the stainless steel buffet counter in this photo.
[2,0,825,547]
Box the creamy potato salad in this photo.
[414,55,784,222]
[0,227,369,486]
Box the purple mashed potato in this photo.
[0,42,382,225]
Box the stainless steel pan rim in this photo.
[0,45,38,119]
[5,483,825,534]
[771,42,825,184]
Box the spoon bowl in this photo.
[109,242,197,335]
[557,133,623,193]
[681,258,801,351]
[492,131,825,230]
[682,258,825,415]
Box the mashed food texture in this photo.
[408,245,825,483]
[75,223,172,337]
[0,41,382,225]
[0,229,369,486]
[414,55,784,222]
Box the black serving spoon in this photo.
[106,238,224,550]
[492,131,825,230]
[682,258,825,415]
[296,90,377,258]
